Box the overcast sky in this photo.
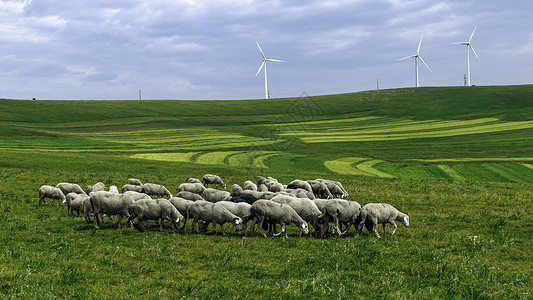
[0,0,532,100]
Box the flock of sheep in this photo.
[38,174,409,238]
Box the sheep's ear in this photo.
[234,218,240,225]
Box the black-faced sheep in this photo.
[38,185,66,206]
[188,200,245,235]
[202,174,226,189]
[356,203,409,238]
[249,200,309,238]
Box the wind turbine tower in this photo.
[397,34,432,87]
[255,42,283,99]
[453,25,479,87]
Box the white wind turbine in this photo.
[397,34,432,87]
[452,25,479,87]
[255,41,283,99]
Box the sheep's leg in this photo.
[334,218,343,236]
[273,223,285,237]
[192,217,199,233]
[138,217,147,232]
[94,211,100,229]
[206,222,216,234]
[258,219,268,238]
[116,215,123,228]
[248,217,257,236]
[356,219,365,236]
[39,195,46,206]
[159,218,164,232]
[220,224,226,236]
[382,223,387,236]
[341,223,352,235]
[372,224,381,238]
[390,221,397,236]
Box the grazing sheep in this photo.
[242,190,276,200]
[285,188,315,200]
[316,179,348,198]
[89,191,135,229]
[243,180,257,191]
[188,200,245,235]
[82,197,93,223]
[271,195,328,237]
[202,174,226,189]
[122,184,143,193]
[267,181,285,193]
[258,184,268,192]
[178,183,206,195]
[216,201,252,235]
[356,203,409,238]
[256,176,266,186]
[169,197,194,223]
[127,199,185,233]
[86,182,105,194]
[307,180,333,199]
[202,188,231,203]
[142,183,172,198]
[231,184,243,194]
[230,192,258,204]
[176,191,205,201]
[63,192,89,216]
[286,180,313,193]
[123,191,152,201]
[38,185,66,206]
[187,178,202,184]
[108,185,119,194]
[127,178,143,186]
[249,200,309,238]
[324,199,362,236]
[56,182,86,196]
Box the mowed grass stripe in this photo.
[300,120,533,142]
[482,163,533,183]
[437,165,465,180]
[284,118,499,136]
[130,152,198,163]
[356,160,395,178]
[268,154,306,170]
[195,151,241,165]
[253,153,278,168]
[324,157,373,176]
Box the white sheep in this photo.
[243,180,257,191]
[271,195,328,237]
[122,184,143,193]
[123,191,152,201]
[176,191,205,201]
[142,183,172,198]
[324,199,362,236]
[63,192,89,216]
[86,182,105,194]
[202,174,226,189]
[127,178,143,186]
[231,184,244,194]
[356,203,409,238]
[316,179,348,198]
[187,178,202,184]
[89,191,135,229]
[108,185,119,194]
[286,180,313,193]
[216,201,252,235]
[202,188,231,203]
[178,183,206,195]
[188,200,245,235]
[38,185,66,206]
[56,182,86,196]
[169,197,194,223]
[127,198,185,233]
[249,200,309,238]
[307,180,333,199]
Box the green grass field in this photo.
[0,85,532,298]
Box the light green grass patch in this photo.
[195,151,242,165]
[324,157,372,175]
[438,165,465,180]
[130,152,198,163]
[356,160,395,178]
[252,153,278,168]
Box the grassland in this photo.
[0,85,532,298]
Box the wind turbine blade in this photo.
[397,54,417,61]
[418,56,432,72]
[469,25,478,43]
[256,41,265,59]
[452,42,469,45]
[469,44,480,60]
[256,61,265,76]
[417,34,423,55]
[266,59,284,63]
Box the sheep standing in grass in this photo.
[127,178,143,186]
[249,200,309,238]
[123,191,152,201]
[56,183,86,196]
[258,184,268,192]
[216,201,252,235]
[356,203,409,238]
[307,180,333,199]
[63,192,89,216]
[176,191,205,201]
[316,179,348,198]
[202,174,226,189]
[127,199,185,233]
[232,184,243,194]
[178,183,206,195]
[285,188,315,200]
[202,188,231,203]
[324,199,362,237]
[243,180,257,191]
[187,178,202,184]
[169,197,194,223]
[86,182,105,194]
[38,185,66,206]
[271,195,328,237]
[188,200,245,235]
[90,191,135,229]
[122,184,143,193]
[142,183,173,198]
[287,180,313,193]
